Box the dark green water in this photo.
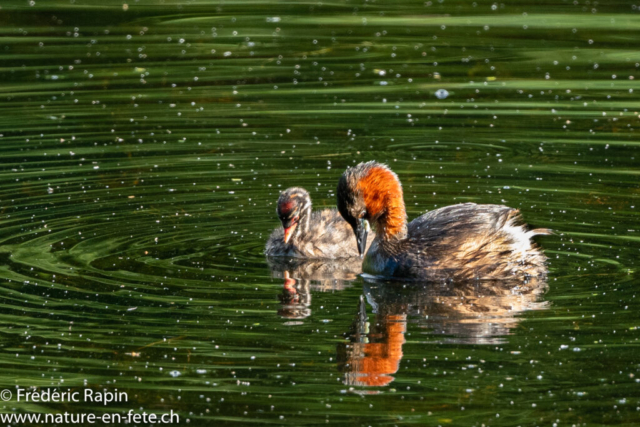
[1,0,639,425]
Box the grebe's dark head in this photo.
[276,187,312,244]
[337,164,370,256]
[337,161,407,255]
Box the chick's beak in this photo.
[283,221,298,244]
[355,218,369,258]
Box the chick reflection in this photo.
[267,257,363,319]
[338,277,548,387]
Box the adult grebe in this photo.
[336,162,550,280]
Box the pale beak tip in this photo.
[283,223,297,244]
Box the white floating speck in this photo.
[435,89,449,99]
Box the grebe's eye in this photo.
[358,210,366,219]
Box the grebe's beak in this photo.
[283,220,298,244]
[356,218,369,258]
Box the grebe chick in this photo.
[265,187,373,259]
[336,162,551,281]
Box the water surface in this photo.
[1,0,639,425]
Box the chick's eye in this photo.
[358,210,366,218]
